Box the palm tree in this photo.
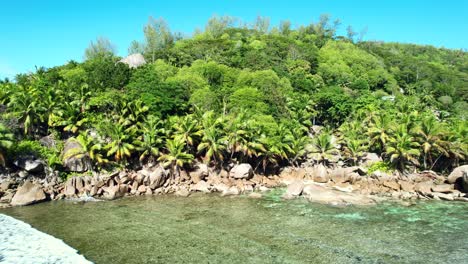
[368,112,393,153]
[49,101,88,134]
[342,138,367,166]
[75,132,109,166]
[307,132,340,165]
[287,126,310,166]
[135,132,161,163]
[385,125,421,172]
[0,124,14,167]
[8,87,45,135]
[414,116,449,169]
[197,125,227,166]
[171,114,202,150]
[158,137,194,180]
[444,120,467,167]
[104,122,136,163]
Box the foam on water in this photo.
[0,214,92,264]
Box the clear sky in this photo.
[0,0,467,79]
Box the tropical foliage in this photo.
[0,14,466,176]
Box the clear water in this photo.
[1,189,467,264]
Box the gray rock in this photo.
[64,179,76,197]
[248,192,262,199]
[303,184,375,205]
[229,164,253,179]
[360,152,382,166]
[283,180,304,198]
[0,180,13,192]
[62,139,92,173]
[149,167,166,189]
[313,165,329,183]
[118,53,146,68]
[175,188,190,197]
[11,181,47,206]
[221,186,240,196]
[191,180,211,193]
[447,165,468,184]
[190,163,209,183]
[1,191,14,203]
[14,157,44,173]
[462,173,468,193]
[431,184,453,193]
[102,184,128,200]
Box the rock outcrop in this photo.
[229,164,253,179]
[62,139,92,173]
[11,181,47,206]
[447,165,468,184]
[13,156,44,173]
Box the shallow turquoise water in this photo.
[1,190,467,263]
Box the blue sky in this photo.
[0,0,467,79]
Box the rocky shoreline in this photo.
[1,162,467,208]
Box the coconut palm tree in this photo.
[414,115,449,169]
[104,121,137,163]
[368,112,393,153]
[135,131,161,163]
[0,124,14,167]
[307,132,340,165]
[287,126,310,166]
[197,125,227,166]
[385,125,421,172]
[171,114,202,150]
[342,138,367,166]
[8,87,45,135]
[158,137,194,180]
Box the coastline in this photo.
[1,163,467,208]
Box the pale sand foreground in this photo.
[0,214,91,264]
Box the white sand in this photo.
[0,214,92,264]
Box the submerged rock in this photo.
[302,184,375,206]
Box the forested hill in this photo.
[0,15,466,175]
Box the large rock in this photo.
[415,181,433,194]
[62,139,92,173]
[229,164,253,179]
[303,184,374,205]
[14,156,44,173]
[191,180,211,193]
[432,184,453,193]
[118,53,146,69]
[329,167,360,184]
[11,181,47,206]
[190,163,209,183]
[399,181,415,192]
[283,180,304,199]
[448,165,468,184]
[102,184,128,200]
[313,165,329,183]
[360,152,382,166]
[462,174,468,193]
[64,179,76,197]
[149,167,166,189]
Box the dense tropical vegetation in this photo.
[0,15,466,178]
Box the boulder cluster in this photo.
[1,160,467,207]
